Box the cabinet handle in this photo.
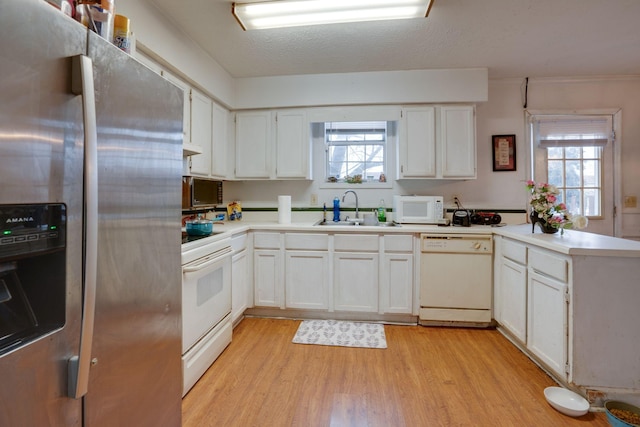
[183,247,232,273]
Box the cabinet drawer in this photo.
[384,235,414,252]
[285,233,329,250]
[231,232,248,252]
[529,248,568,283]
[253,232,280,249]
[334,234,379,252]
[502,238,527,265]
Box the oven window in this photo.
[197,269,223,306]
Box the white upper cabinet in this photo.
[398,106,436,178]
[439,105,476,178]
[189,88,213,176]
[398,105,476,179]
[275,110,309,179]
[234,109,310,180]
[235,111,272,179]
[189,90,230,179]
[160,70,196,156]
[210,102,228,179]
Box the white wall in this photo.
[234,69,488,109]
[116,0,235,107]
[115,2,640,237]
[223,80,527,214]
[525,76,640,238]
[224,76,640,239]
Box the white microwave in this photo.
[393,195,444,224]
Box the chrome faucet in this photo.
[342,190,359,218]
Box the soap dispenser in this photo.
[377,199,386,222]
[333,197,340,222]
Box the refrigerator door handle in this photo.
[68,55,99,399]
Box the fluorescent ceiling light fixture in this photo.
[232,0,434,31]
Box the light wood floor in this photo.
[182,318,609,426]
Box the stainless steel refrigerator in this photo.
[0,1,183,425]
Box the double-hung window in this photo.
[529,114,613,218]
[324,121,388,183]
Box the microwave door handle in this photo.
[68,55,98,399]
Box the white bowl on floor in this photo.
[544,386,590,417]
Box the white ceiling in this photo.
[149,0,640,79]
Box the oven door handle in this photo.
[183,247,232,273]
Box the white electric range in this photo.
[181,232,232,396]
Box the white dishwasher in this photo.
[419,233,493,327]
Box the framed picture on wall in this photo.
[492,134,516,171]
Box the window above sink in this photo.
[314,120,396,189]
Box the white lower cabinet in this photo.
[380,235,414,314]
[526,248,569,378]
[231,232,250,324]
[496,237,570,380]
[254,250,282,307]
[253,232,283,308]
[249,231,415,317]
[285,251,329,309]
[527,270,567,377]
[284,233,330,310]
[499,258,527,342]
[333,234,380,313]
[497,237,528,343]
[333,252,379,312]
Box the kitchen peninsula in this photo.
[492,224,640,408]
[185,217,640,408]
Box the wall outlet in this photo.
[624,195,637,208]
[310,193,318,206]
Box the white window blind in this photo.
[533,115,612,147]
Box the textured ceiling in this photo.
[149,0,640,79]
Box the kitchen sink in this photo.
[313,220,401,227]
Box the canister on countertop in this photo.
[113,14,131,53]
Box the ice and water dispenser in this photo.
[0,204,66,356]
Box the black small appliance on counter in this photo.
[452,209,471,226]
[471,212,502,225]
[452,197,471,227]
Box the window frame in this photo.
[319,120,395,189]
[545,145,604,219]
[526,110,618,223]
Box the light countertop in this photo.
[182,221,640,258]
[493,224,640,257]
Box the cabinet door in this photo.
[161,70,192,154]
[381,253,413,314]
[235,111,272,178]
[399,106,436,178]
[333,252,379,312]
[440,105,476,178]
[254,249,282,308]
[231,249,249,324]
[527,271,568,378]
[210,102,228,179]
[276,110,309,179]
[189,89,213,176]
[499,258,527,342]
[285,251,329,309]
